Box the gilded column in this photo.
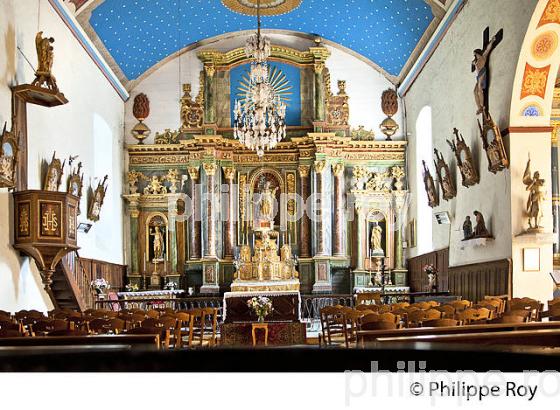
[313,62,325,123]
[314,160,327,255]
[129,197,140,274]
[356,206,365,271]
[332,162,345,256]
[203,162,218,257]
[223,167,236,259]
[203,64,216,125]
[298,165,311,258]
[188,166,201,260]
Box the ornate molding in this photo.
[203,162,217,176]
[314,160,327,174]
[223,166,236,181]
[187,167,200,180]
[298,165,311,178]
[332,162,345,177]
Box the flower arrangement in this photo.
[125,283,139,292]
[247,296,273,322]
[164,281,178,290]
[423,264,438,291]
[91,278,110,294]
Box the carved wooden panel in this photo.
[448,259,512,302]
[407,248,449,293]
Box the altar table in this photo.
[221,322,306,346]
[223,291,301,323]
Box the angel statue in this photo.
[523,157,545,231]
[32,32,59,92]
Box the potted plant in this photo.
[247,296,274,322]
[423,264,438,292]
[91,278,110,299]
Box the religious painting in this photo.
[477,111,509,174]
[17,201,31,239]
[146,214,168,263]
[230,62,300,126]
[88,175,108,222]
[433,148,456,201]
[44,152,65,191]
[0,122,18,189]
[447,128,479,188]
[68,204,77,240]
[39,200,62,239]
[67,162,84,215]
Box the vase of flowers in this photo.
[91,278,110,299]
[125,283,139,292]
[164,281,178,291]
[423,264,438,292]
[247,296,273,323]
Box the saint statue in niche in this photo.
[258,180,278,223]
[523,156,546,231]
[150,226,165,261]
[370,223,384,255]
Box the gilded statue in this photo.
[144,175,167,195]
[258,181,278,222]
[32,32,59,92]
[370,223,383,254]
[523,157,545,231]
[150,226,165,261]
[422,160,439,208]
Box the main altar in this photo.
[122,42,410,295]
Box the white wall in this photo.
[124,33,402,143]
[0,0,125,312]
[404,0,538,266]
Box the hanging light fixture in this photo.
[233,0,287,157]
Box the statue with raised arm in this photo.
[32,31,59,92]
[523,156,545,231]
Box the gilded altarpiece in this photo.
[124,44,408,294]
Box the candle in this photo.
[143,254,146,272]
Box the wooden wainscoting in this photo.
[407,248,449,293]
[448,259,512,302]
[79,257,126,291]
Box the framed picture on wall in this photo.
[408,219,416,248]
[523,248,540,272]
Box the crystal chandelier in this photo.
[233,0,287,157]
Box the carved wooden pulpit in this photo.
[12,190,79,290]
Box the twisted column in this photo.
[332,162,345,256]
[188,166,201,259]
[298,165,311,258]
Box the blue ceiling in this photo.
[89,0,434,80]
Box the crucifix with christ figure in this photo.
[472,27,503,115]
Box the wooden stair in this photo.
[50,252,89,312]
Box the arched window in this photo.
[416,106,433,254]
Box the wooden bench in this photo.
[375,329,560,348]
[0,334,160,350]
[357,321,560,347]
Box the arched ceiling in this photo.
[77,0,444,82]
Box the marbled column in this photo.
[314,160,327,255]
[552,132,559,256]
[203,64,216,124]
[188,166,201,260]
[169,201,178,274]
[223,167,236,259]
[314,62,325,122]
[356,206,365,271]
[203,162,218,258]
[298,165,311,258]
[332,162,345,256]
[129,199,140,274]
[394,192,407,270]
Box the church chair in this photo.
[508,303,540,322]
[0,313,13,323]
[377,305,392,314]
[202,308,219,347]
[422,319,459,327]
[434,305,456,318]
[0,329,23,338]
[391,302,410,311]
[410,301,430,310]
[356,304,379,312]
[450,300,472,312]
[146,310,161,319]
[173,312,191,349]
[129,313,147,329]
[0,310,12,318]
[344,310,366,347]
[406,309,427,328]
[29,320,59,336]
[424,309,443,321]
[186,308,209,348]
[319,306,349,348]
[47,329,89,337]
[378,312,399,325]
[475,301,500,318]
[426,301,440,308]
[507,309,531,321]
[355,292,381,305]
[549,298,560,307]
[67,316,94,332]
[360,320,397,331]
[157,317,177,349]
[360,313,380,328]
[89,318,112,334]
[0,322,24,335]
[489,315,527,324]
[109,318,126,334]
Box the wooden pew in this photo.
[357,321,560,347]
[0,334,160,350]
[375,329,560,348]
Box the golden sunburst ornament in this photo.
[236,65,293,108]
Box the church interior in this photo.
[3,0,560,378]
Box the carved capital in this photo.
[314,160,327,174]
[204,64,215,78]
[203,162,217,176]
[130,209,140,218]
[222,166,236,181]
[332,162,345,177]
[188,167,200,180]
[314,62,325,75]
[298,165,311,178]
